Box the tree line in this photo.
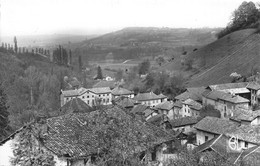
[217,1,260,38]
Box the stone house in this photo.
[181,98,202,118]
[246,81,260,106]
[169,117,199,134]
[194,116,240,146]
[152,101,174,120]
[202,90,250,119]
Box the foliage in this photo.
[166,148,233,166]
[199,105,221,118]
[155,56,165,66]
[114,69,124,81]
[11,124,56,166]
[138,60,150,75]
[97,66,103,79]
[0,83,12,141]
[217,1,260,38]
[52,45,69,66]
[14,36,18,54]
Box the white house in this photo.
[111,87,134,99]
[61,87,112,107]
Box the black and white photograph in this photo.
[1,0,260,165]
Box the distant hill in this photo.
[74,27,221,61]
[186,28,260,87]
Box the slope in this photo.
[187,28,260,87]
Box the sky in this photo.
[0,0,258,36]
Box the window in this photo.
[107,98,109,102]
[87,96,89,98]
[205,136,209,142]
[107,94,109,96]
[103,99,105,103]
[82,96,85,99]
[245,142,248,148]
[99,95,101,97]
[103,94,105,97]
[87,101,89,104]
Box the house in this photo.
[230,108,260,126]
[173,101,183,119]
[246,81,260,106]
[146,114,170,129]
[113,96,136,111]
[233,145,260,165]
[133,92,167,107]
[169,117,199,134]
[202,90,250,119]
[194,116,239,145]
[174,86,206,103]
[61,87,112,107]
[181,98,202,118]
[131,104,157,120]
[0,105,177,166]
[111,86,134,99]
[152,101,174,119]
[59,98,93,115]
[206,82,250,100]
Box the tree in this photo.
[114,69,123,81]
[199,105,221,118]
[217,1,260,38]
[96,66,103,79]
[78,55,82,72]
[0,83,11,141]
[156,56,165,66]
[14,36,18,53]
[138,60,150,75]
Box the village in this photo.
[2,70,260,166]
[2,0,260,166]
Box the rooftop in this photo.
[208,82,249,91]
[111,87,134,96]
[60,98,93,115]
[202,90,249,104]
[182,98,202,110]
[226,125,260,144]
[44,105,175,159]
[113,96,135,108]
[169,117,199,128]
[247,81,260,90]
[133,92,162,101]
[194,116,239,135]
[153,101,173,111]
[62,87,112,97]
[92,80,116,89]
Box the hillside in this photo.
[186,28,260,87]
[74,27,221,61]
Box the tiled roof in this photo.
[203,90,249,104]
[230,108,260,122]
[226,125,260,144]
[169,117,199,128]
[114,96,135,108]
[194,116,239,135]
[60,98,93,115]
[173,101,183,108]
[88,87,111,94]
[62,87,111,97]
[247,82,260,90]
[193,134,229,156]
[175,87,206,102]
[62,89,79,97]
[44,105,175,159]
[146,114,167,126]
[133,92,161,101]
[158,93,167,99]
[208,82,249,91]
[175,91,199,101]
[131,104,149,114]
[111,87,134,96]
[92,80,116,89]
[153,101,173,111]
[182,99,202,110]
[235,146,260,164]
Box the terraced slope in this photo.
[188,29,260,87]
